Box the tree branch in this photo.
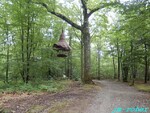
[81,0,87,11]
[34,2,82,31]
[88,2,120,17]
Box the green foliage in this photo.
[0,107,11,113]
[0,0,149,85]
[0,80,70,93]
[135,84,150,92]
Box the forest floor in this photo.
[0,80,150,113]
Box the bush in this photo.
[0,80,71,94]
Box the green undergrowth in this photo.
[0,107,11,113]
[0,80,72,94]
[47,100,69,113]
[135,83,150,92]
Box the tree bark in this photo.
[97,45,101,80]
[21,25,26,82]
[147,60,150,81]
[26,16,30,83]
[130,41,137,85]
[69,35,73,79]
[81,2,92,83]
[117,38,120,81]
[81,35,84,82]
[144,43,148,83]
[26,2,32,83]
[82,27,92,83]
[112,56,117,79]
[5,24,9,83]
[122,62,129,82]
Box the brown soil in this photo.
[0,81,100,113]
[1,80,149,113]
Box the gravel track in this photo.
[84,80,150,113]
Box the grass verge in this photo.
[134,83,150,92]
[0,80,72,94]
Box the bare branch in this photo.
[34,2,82,31]
[88,2,120,17]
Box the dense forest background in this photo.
[0,0,149,89]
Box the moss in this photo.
[135,84,150,92]
[26,105,45,113]
[48,101,70,113]
[0,107,12,113]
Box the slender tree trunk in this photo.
[122,62,129,82]
[144,43,148,83]
[26,7,31,83]
[147,60,150,81]
[97,45,101,80]
[21,26,26,82]
[67,57,70,78]
[64,48,72,79]
[81,35,84,82]
[5,24,9,83]
[19,1,26,83]
[117,38,120,81]
[69,35,73,79]
[98,54,101,80]
[113,56,117,79]
[26,31,30,83]
[65,58,68,77]
[132,65,137,85]
[130,41,137,85]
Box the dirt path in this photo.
[84,80,150,113]
[1,82,100,113]
[1,80,150,113]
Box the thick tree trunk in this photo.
[82,26,92,83]
[82,14,92,83]
[81,2,93,83]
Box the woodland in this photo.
[0,0,150,93]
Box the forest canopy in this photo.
[0,0,149,85]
